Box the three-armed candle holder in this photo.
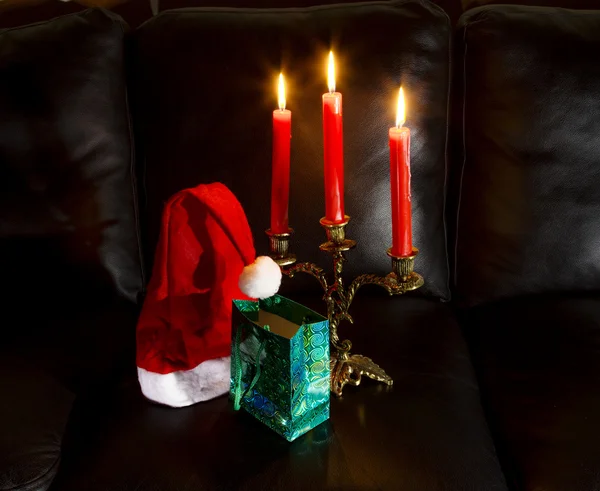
[265,216,424,397]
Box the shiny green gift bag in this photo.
[230,295,330,442]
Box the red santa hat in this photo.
[136,183,281,407]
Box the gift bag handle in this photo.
[232,324,268,411]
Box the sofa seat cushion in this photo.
[51,297,507,491]
[0,356,74,491]
[463,293,600,491]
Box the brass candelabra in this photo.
[266,216,424,397]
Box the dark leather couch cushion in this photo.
[0,1,84,29]
[0,356,74,491]
[462,0,600,12]
[0,8,144,308]
[158,0,463,23]
[455,6,600,306]
[51,297,507,491]
[0,1,153,29]
[463,293,600,491]
[132,0,451,300]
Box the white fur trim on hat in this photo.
[238,256,282,299]
[137,357,230,408]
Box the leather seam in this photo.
[441,12,452,301]
[454,23,469,293]
[118,21,147,295]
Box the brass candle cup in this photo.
[265,228,296,267]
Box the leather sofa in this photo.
[0,1,598,490]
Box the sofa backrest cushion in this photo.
[455,5,600,306]
[462,0,600,11]
[132,0,452,300]
[0,9,144,310]
[0,1,84,29]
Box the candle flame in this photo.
[278,73,286,111]
[396,86,406,128]
[327,51,335,93]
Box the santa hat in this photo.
[136,183,281,408]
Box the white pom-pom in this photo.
[238,256,282,299]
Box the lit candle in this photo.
[389,87,412,257]
[271,73,292,234]
[322,51,345,224]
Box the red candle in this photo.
[322,51,345,224]
[271,73,292,234]
[389,87,413,257]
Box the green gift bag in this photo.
[230,295,330,442]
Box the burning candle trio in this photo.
[270,51,413,257]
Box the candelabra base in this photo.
[331,351,393,397]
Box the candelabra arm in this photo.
[347,275,386,306]
[283,262,329,294]
[346,272,406,305]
